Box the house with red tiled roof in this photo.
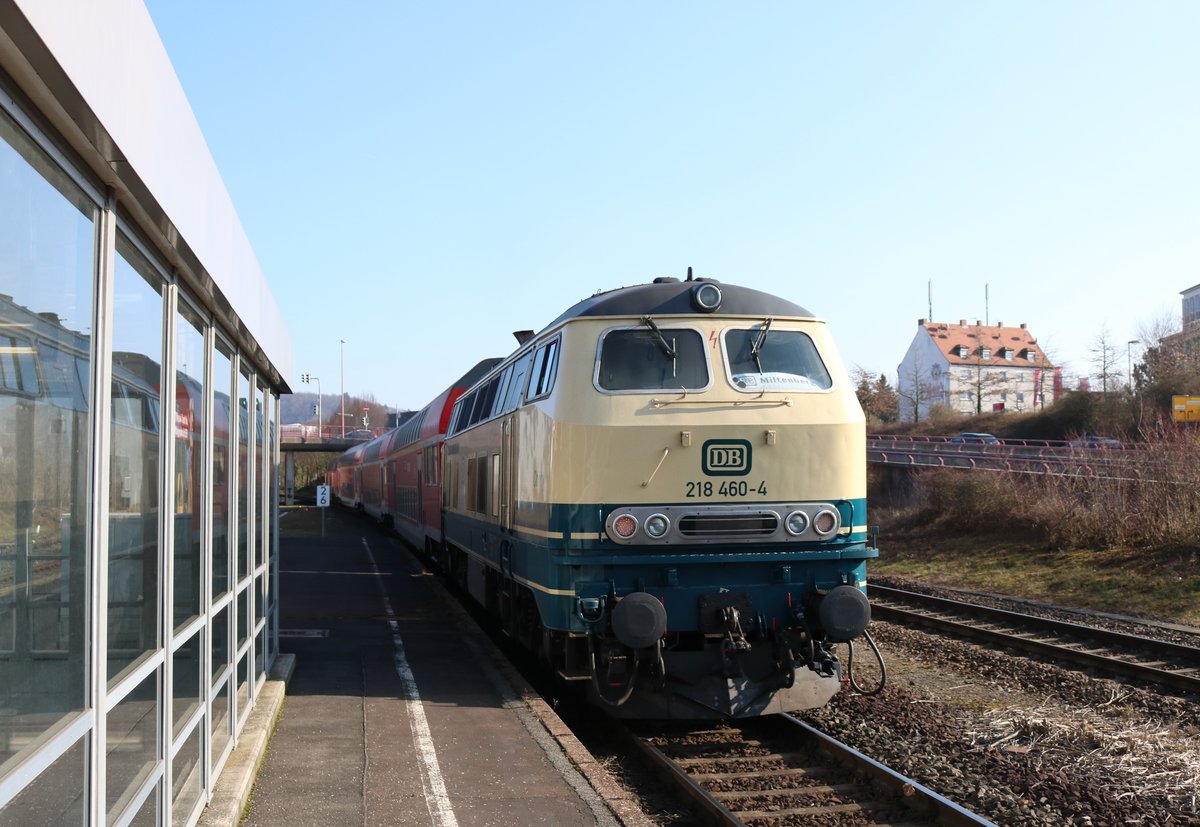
[896,319,1059,422]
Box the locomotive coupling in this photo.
[817,584,871,642]
[611,592,668,649]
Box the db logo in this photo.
[702,439,752,476]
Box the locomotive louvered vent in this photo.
[678,512,779,537]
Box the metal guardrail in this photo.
[867,436,1147,479]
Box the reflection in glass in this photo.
[0,736,87,824]
[174,301,205,629]
[210,678,230,768]
[237,587,249,649]
[106,669,160,820]
[236,653,250,722]
[724,327,833,392]
[212,343,232,601]
[255,382,265,571]
[210,605,228,684]
[236,366,251,581]
[171,721,202,827]
[108,235,164,684]
[0,107,95,774]
[172,630,202,738]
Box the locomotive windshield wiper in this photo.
[640,316,677,360]
[750,318,773,373]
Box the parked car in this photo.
[949,432,1002,445]
[1068,435,1122,449]
[344,429,374,441]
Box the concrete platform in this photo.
[200,506,649,827]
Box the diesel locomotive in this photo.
[330,273,880,718]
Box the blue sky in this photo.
[144,2,1200,414]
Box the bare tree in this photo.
[896,357,942,423]
[960,364,1014,414]
[1089,327,1122,394]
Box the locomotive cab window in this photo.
[597,327,708,391]
[723,326,832,392]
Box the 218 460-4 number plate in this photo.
[685,480,768,498]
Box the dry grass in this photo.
[870,429,1200,625]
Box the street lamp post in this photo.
[301,374,321,438]
[340,338,346,439]
[1127,340,1138,388]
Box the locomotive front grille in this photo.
[603,503,844,545]
[677,512,779,538]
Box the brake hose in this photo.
[846,628,887,696]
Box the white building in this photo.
[0,2,292,825]
[896,319,1057,422]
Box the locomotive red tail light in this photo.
[812,508,839,537]
[612,513,638,539]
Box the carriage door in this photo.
[416,449,425,524]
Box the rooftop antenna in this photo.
[927,280,933,321]
[686,266,693,282]
[985,283,990,325]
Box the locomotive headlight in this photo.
[784,510,810,536]
[812,508,840,538]
[691,282,722,313]
[612,513,639,539]
[644,513,670,538]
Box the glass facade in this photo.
[0,84,281,826]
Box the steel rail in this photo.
[626,720,997,826]
[869,585,1200,694]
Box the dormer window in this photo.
[955,345,969,358]
[1002,348,1014,360]
[980,347,992,359]
[1024,348,1037,361]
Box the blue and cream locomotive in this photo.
[334,273,878,718]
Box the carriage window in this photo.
[597,328,707,391]
[723,327,832,392]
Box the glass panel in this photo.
[255,381,265,569]
[108,236,164,684]
[173,302,205,629]
[255,627,267,682]
[211,343,232,601]
[0,107,96,773]
[210,605,228,684]
[725,327,832,392]
[0,735,87,824]
[171,721,202,827]
[236,366,251,581]
[237,587,249,649]
[129,786,157,827]
[235,654,249,722]
[210,678,230,768]
[172,630,202,738]
[106,669,160,820]
[598,329,707,391]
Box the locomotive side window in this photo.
[499,351,533,413]
[597,328,708,391]
[0,335,40,396]
[723,327,833,392]
[527,338,559,401]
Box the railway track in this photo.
[627,716,994,826]
[868,584,1200,695]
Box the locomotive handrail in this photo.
[650,396,793,407]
